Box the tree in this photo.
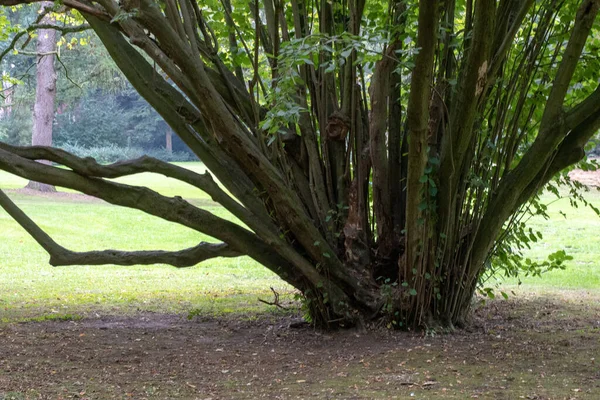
[0,0,598,329]
[25,1,57,192]
[165,127,172,154]
[0,12,190,160]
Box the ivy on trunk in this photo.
[0,0,599,329]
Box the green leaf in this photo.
[340,48,353,58]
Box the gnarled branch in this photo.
[0,146,311,280]
[0,188,239,267]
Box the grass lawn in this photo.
[1,163,599,319]
[0,162,292,321]
[0,163,599,399]
[1,162,599,318]
[497,188,600,291]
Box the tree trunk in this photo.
[0,75,13,119]
[165,128,173,154]
[26,1,57,193]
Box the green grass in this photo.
[0,162,599,321]
[0,162,292,321]
[497,188,600,291]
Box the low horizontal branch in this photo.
[0,21,91,64]
[0,147,310,281]
[0,146,260,251]
[0,189,239,268]
[50,242,240,268]
[0,143,280,239]
[0,142,223,188]
[17,50,57,56]
[29,23,92,33]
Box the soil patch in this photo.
[0,294,599,399]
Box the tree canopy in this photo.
[0,0,599,329]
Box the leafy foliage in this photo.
[55,90,157,148]
[58,143,195,163]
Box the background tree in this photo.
[0,0,598,329]
[25,1,56,192]
[0,6,193,162]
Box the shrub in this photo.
[58,143,196,164]
[0,107,33,146]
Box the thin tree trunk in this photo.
[26,1,57,193]
[166,128,173,153]
[0,76,13,119]
[404,0,439,286]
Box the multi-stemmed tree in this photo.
[0,0,598,329]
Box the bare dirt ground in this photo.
[1,293,599,399]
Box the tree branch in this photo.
[0,147,308,274]
[439,0,496,219]
[470,0,600,272]
[0,142,281,240]
[52,244,239,267]
[84,13,272,222]
[0,145,371,313]
[0,187,240,267]
[0,15,90,64]
[516,109,600,209]
[108,0,348,275]
[540,0,600,128]
[488,0,535,81]
[0,144,357,295]
[369,42,399,254]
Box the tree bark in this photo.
[26,1,57,193]
[404,0,439,286]
[165,128,173,153]
[0,77,13,119]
